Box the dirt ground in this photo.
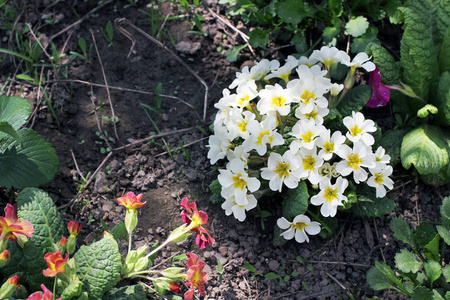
[1,0,450,299]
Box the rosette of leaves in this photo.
[0,95,59,188]
[367,196,450,298]
[366,0,450,186]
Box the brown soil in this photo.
[1,1,449,299]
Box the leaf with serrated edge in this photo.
[391,217,413,246]
[395,249,421,273]
[0,95,31,131]
[366,262,405,291]
[75,232,122,299]
[423,261,441,287]
[16,188,66,251]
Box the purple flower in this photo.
[366,66,391,108]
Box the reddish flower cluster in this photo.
[184,253,207,300]
[0,204,34,242]
[180,198,215,249]
[116,192,146,211]
[27,284,62,300]
[43,251,69,277]
[67,221,82,236]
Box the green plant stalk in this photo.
[0,48,34,63]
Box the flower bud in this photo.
[0,250,9,267]
[0,275,19,299]
[169,281,181,293]
[124,210,138,235]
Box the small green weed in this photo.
[100,20,114,47]
[70,37,93,63]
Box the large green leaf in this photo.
[0,95,31,132]
[399,6,439,102]
[0,128,59,188]
[281,180,309,221]
[16,188,66,251]
[336,84,372,117]
[434,71,450,127]
[440,29,450,74]
[401,125,449,175]
[395,249,422,273]
[366,43,401,85]
[103,285,147,300]
[277,0,306,25]
[366,261,406,292]
[75,232,122,299]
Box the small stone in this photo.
[268,260,280,271]
[218,247,227,257]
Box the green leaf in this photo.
[437,225,450,246]
[277,0,306,25]
[411,286,433,300]
[434,71,450,127]
[225,44,247,62]
[395,249,422,273]
[345,16,369,38]
[391,217,413,245]
[265,272,280,279]
[432,289,446,300]
[0,121,21,141]
[75,232,122,299]
[442,265,450,282]
[0,95,31,133]
[244,261,257,273]
[366,43,401,85]
[366,262,405,291]
[424,234,441,262]
[248,28,269,48]
[441,196,450,224]
[104,285,147,300]
[16,188,66,250]
[417,104,438,118]
[424,261,442,287]
[61,277,83,299]
[413,222,436,247]
[350,27,379,53]
[373,129,408,167]
[328,0,343,17]
[399,6,439,102]
[350,195,396,218]
[291,31,308,54]
[282,180,309,221]
[440,29,450,74]
[0,129,59,188]
[401,124,449,175]
[336,84,372,117]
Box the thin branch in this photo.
[89,86,113,150]
[114,18,209,123]
[154,136,208,158]
[307,260,371,268]
[70,149,86,182]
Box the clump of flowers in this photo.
[208,46,394,243]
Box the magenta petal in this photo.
[367,83,391,108]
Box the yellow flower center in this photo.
[302,155,316,171]
[305,111,318,120]
[281,73,290,82]
[301,131,314,143]
[323,141,335,153]
[301,90,316,105]
[271,96,287,107]
[324,187,338,203]
[256,130,272,145]
[232,173,247,190]
[237,94,250,107]
[238,120,248,132]
[374,173,384,184]
[350,125,362,137]
[293,222,307,231]
[275,162,290,178]
[347,154,362,170]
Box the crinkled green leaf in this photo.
[399,6,439,102]
[277,0,305,25]
[401,125,449,175]
[350,27,379,53]
[0,129,59,188]
[391,217,413,245]
[366,43,401,85]
[424,261,442,287]
[373,129,408,167]
[350,194,395,218]
[61,277,83,299]
[336,84,372,117]
[248,28,269,48]
[411,286,433,300]
[225,44,247,62]
[0,95,31,132]
[413,222,436,248]
[16,188,66,251]
[434,71,450,127]
[282,180,308,221]
[395,249,422,273]
[439,29,450,74]
[103,285,147,300]
[75,232,122,299]
[367,261,405,291]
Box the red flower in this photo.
[0,250,9,262]
[116,192,146,211]
[169,281,181,293]
[43,251,69,277]
[67,221,82,236]
[0,204,34,242]
[8,275,19,286]
[59,237,68,247]
[184,253,207,300]
[366,65,391,108]
[27,284,62,300]
[180,198,215,249]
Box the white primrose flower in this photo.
[339,52,376,72]
[298,55,319,67]
[257,83,294,116]
[222,80,258,110]
[242,116,284,155]
[265,55,299,82]
[309,46,349,69]
[367,165,394,198]
[229,65,254,89]
[310,177,349,217]
[250,59,280,81]
[329,83,344,97]
[225,110,256,140]
[290,119,326,151]
[221,193,258,222]
[343,111,377,146]
[261,150,302,192]
[316,130,346,161]
[207,124,232,164]
[295,104,329,125]
[290,78,329,114]
[317,162,340,180]
[335,142,376,184]
[277,215,321,243]
[296,147,324,184]
[226,145,250,166]
[218,158,261,205]
[373,146,391,169]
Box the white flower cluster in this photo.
[207,46,393,243]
